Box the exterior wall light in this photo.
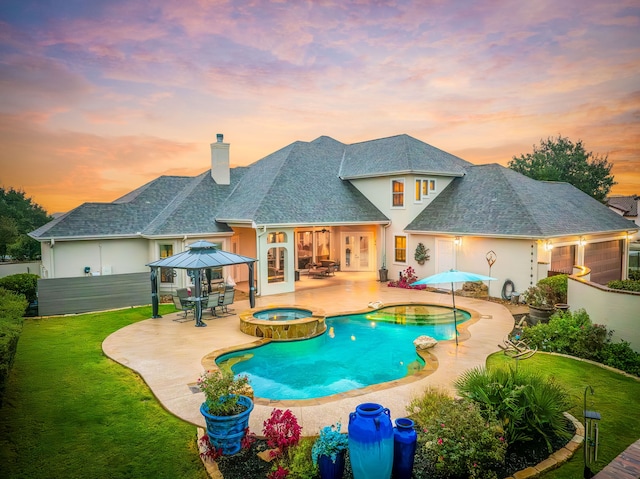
[454,236,462,246]
[579,237,586,247]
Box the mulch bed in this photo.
[216,422,575,479]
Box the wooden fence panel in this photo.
[38,272,151,316]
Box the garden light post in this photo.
[583,385,601,479]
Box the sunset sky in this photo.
[1,0,639,214]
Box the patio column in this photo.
[248,262,256,308]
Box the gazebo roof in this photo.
[146,240,256,270]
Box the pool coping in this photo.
[202,301,481,408]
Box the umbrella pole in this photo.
[451,281,458,346]
[194,273,206,327]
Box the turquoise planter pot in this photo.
[348,403,394,479]
[200,395,254,455]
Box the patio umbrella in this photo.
[147,240,257,326]
[413,269,497,346]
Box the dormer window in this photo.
[392,179,405,208]
[415,178,436,202]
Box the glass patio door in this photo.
[341,233,372,271]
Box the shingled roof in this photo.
[339,134,471,179]
[217,136,389,226]
[406,164,636,237]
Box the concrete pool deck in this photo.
[102,273,518,435]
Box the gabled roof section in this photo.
[217,136,389,226]
[339,134,471,179]
[30,175,194,239]
[406,164,637,237]
[145,169,247,235]
[607,195,639,217]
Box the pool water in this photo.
[253,308,312,321]
[217,304,470,400]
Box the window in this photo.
[394,236,407,263]
[267,247,286,283]
[415,178,436,202]
[392,179,404,207]
[267,231,287,243]
[159,244,174,283]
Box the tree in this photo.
[508,136,616,202]
[0,216,19,260]
[0,187,51,260]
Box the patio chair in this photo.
[214,288,236,316]
[172,295,195,322]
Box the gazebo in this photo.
[146,240,257,326]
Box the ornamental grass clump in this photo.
[197,369,250,416]
[408,388,507,479]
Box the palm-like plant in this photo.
[454,366,571,452]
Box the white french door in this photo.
[341,233,373,271]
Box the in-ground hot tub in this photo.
[239,305,325,340]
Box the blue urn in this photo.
[348,403,394,479]
[392,417,417,479]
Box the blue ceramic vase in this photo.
[200,395,254,455]
[392,418,417,479]
[348,403,394,479]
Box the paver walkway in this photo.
[593,439,640,479]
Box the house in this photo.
[30,134,638,301]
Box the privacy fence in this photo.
[37,272,151,316]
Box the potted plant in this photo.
[197,369,254,456]
[311,422,349,479]
[522,275,568,325]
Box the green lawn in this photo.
[0,305,208,479]
[1,306,638,479]
[487,353,640,478]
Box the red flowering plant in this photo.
[263,408,302,458]
[267,465,289,479]
[388,266,426,289]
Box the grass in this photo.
[1,305,638,479]
[487,352,640,478]
[0,305,208,479]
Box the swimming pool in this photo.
[218,304,471,401]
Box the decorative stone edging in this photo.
[504,412,584,479]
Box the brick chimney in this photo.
[210,133,230,185]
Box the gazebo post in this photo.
[248,263,256,308]
[150,267,161,318]
[194,271,206,327]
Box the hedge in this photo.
[0,288,26,408]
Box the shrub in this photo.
[598,341,640,376]
[282,437,318,479]
[537,274,568,303]
[0,273,39,303]
[606,279,640,292]
[408,389,506,479]
[522,309,640,376]
[455,366,571,452]
[0,288,26,407]
[628,270,640,281]
[522,309,608,360]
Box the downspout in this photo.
[49,239,55,278]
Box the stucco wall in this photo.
[568,275,640,352]
[44,239,149,278]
